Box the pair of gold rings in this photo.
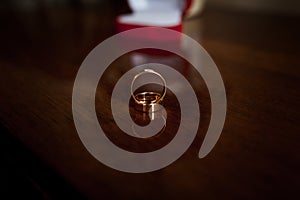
[131,69,166,113]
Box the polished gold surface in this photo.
[0,5,299,199]
[131,69,166,113]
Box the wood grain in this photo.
[0,6,299,199]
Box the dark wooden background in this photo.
[0,2,299,199]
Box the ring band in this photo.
[131,69,166,112]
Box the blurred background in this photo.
[0,0,299,199]
[0,0,300,15]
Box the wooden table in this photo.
[0,5,299,199]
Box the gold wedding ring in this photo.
[131,69,166,112]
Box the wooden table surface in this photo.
[0,5,299,199]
